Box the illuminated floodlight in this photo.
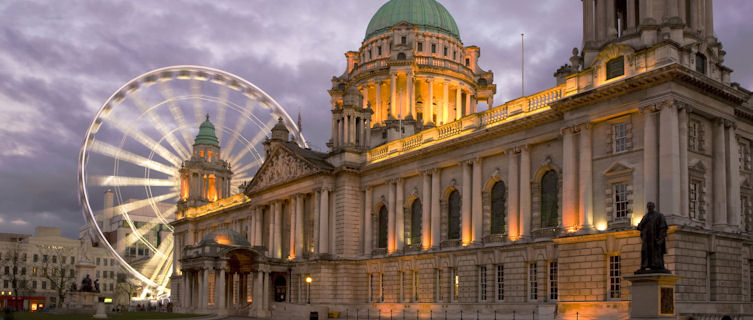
[78,65,307,299]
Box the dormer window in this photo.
[401,36,406,45]
[695,53,707,75]
[606,56,625,80]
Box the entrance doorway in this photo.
[274,276,287,302]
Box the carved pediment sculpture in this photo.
[247,148,319,193]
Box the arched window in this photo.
[448,190,461,240]
[377,206,388,249]
[397,52,407,60]
[410,200,422,245]
[541,170,559,228]
[491,181,506,234]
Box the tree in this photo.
[37,244,77,308]
[0,241,33,310]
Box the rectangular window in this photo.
[465,58,470,66]
[452,268,459,301]
[443,47,448,57]
[609,256,621,299]
[43,255,48,263]
[103,271,107,279]
[61,256,66,264]
[378,46,382,56]
[549,261,558,300]
[606,56,625,80]
[52,256,57,263]
[613,123,628,153]
[431,44,436,54]
[399,271,405,302]
[96,271,100,279]
[496,265,504,301]
[695,53,707,74]
[688,120,699,151]
[435,269,441,302]
[401,36,406,44]
[529,263,538,301]
[33,254,38,262]
[103,259,107,266]
[42,281,46,290]
[71,257,75,264]
[689,181,700,219]
[453,51,456,60]
[479,266,487,301]
[614,183,629,221]
[2,280,7,288]
[412,271,419,302]
[417,42,423,52]
[32,267,37,276]
[32,281,37,289]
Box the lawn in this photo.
[5,311,206,320]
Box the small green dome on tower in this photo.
[194,114,220,147]
[365,0,461,42]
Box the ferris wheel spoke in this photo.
[158,81,195,151]
[213,85,230,145]
[110,192,178,217]
[221,100,258,160]
[190,79,205,126]
[88,140,178,177]
[129,91,191,160]
[227,119,276,166]
[88,175,175,187]
[152,206,176,231]
[104,114,183,167]
[122,216,168,260]
[233,158,264,175]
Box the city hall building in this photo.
[170,0,753,318]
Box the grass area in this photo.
[5,311,206,320]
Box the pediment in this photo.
[742,177,753,190]
[688,160,707,174]
[604,162,633,177]
[592,43,634,68]
[245,146,320,194]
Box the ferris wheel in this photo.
[77,65,306,298]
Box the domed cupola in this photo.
[365,0,460,42]
[194,114,220,147]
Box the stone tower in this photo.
[177,115,232,213]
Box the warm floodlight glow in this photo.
[595,221,608,231]
[306,276,312,284]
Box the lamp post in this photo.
[305,276,312,304]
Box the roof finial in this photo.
[206,114,210,122]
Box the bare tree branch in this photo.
[37,244,77,308]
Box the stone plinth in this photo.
[93,299,108,318]
[68,291,98,309]
[625,273,680,320]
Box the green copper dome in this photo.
[365,0,461,42]
[194,114,220,147]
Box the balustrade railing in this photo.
[401,134,423,151]
[528,85,564,111]
[480,106,508,126]
[437,121,462,140]
[352,57,473,78]
[368,145,389,162]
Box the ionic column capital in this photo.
[560,126,577,135]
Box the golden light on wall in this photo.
[214,234,231,245]
[207,174,218,202]
[595,221,608,231]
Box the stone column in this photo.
[182,272,190,311]
[275,201,283,258]
[217,267,226,314]
[319,188,330,254]
[313,190,320,254]
[362,85,368,112]
[508,151,520,240]
[422,172,432,249]
[583,0,595,43]
[202,267,209,309]
[472,157,482,244]
[431,169,441,248]
[704,0,713,38]
[455,85,462,120]
[465,88,472,115]
[407,72,414,119]
[396,178,405,251]
[644,108,658,209]
[562,127,578,230]
[727,122,741,226]
[365,119,372,148]
[376,81,383,123]
[253,272,262,310]
[579,124,594,228]
[461,161,472,245]
[596,0,606,39]
[442,80,449,124]
[390,73,397,119]
[364,187,373,255]
[427,79,434,124]
[388,181,396,253]
[713,118,727,226]
[289,198,297,260]
[520,146,531,238]
[249,209,256,246]
[659,104,681,215]
[627,0,637,30]
[679,107,689,219]
[606,0,617,38]
[295,194,304,258]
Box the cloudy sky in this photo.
[1,0,752,239]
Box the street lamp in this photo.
[305,276,312,304]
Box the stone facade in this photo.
[171,0,753,319]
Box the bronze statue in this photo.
[81,274,94,292]
[636,202,670,274]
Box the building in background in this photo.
[171,0,753,319]
[0,227,120,310]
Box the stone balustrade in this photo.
[367,84,567,164]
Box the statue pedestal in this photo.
[625,273,680,320]
[93,300,108,319]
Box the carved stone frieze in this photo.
[247,148,318,193]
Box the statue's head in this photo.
[647,202,656,212]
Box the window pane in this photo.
[491,182,506,234]
[378,206,388,249]
[606,56,625,80]
[411,200,422,245]
[541,171,559,228]
[448,191,461,240]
